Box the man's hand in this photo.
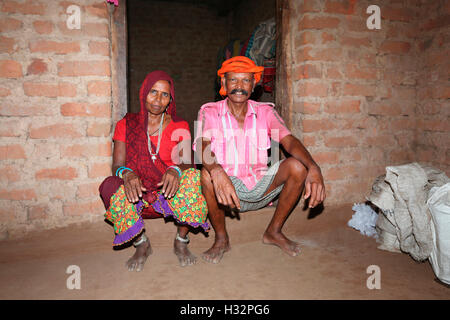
[157,168,180,199]
[123,171,147,203]
[303,165,326,208]
[210,167,241,211]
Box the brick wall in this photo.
[416,0,450,173]
[127,0,229,135]
[0,0,448,239]
[290,0,449,205]
[0,0,112,239]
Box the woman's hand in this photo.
[122,170,147,203]
[157,168,180,199]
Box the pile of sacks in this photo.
[352,162,450,285]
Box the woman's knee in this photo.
[99,175,123,209]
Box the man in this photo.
[193,56,325,264]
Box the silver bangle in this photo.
[133,233,148,247]
[175,232,189,243]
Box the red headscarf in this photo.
[125,71,182,205]
[217,56,264,96]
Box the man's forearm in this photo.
[281,135,319,170]
[199,139,224,174]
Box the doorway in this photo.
[111,0,287,133]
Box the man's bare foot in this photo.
[126,236,152,272]
[201,238,230,264]
[174,238,197,267]
[262,231,301,257]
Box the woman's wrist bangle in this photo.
[167,165,182,177]
[116,166,133,178]
[120,169,132,179]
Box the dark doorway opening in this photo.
[125,0,278,136]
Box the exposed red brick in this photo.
[60,103,111,118]
[325,100,361,114]
[29,123,84,139]
[26,59,47,75]
[0,188,37,201]
[302,119,336,132]
[88,162,111,178]
[343,83,376,97]
[297,82,328,97]
[29,40,80,54]
[294,64,322,80]
[0,17,22,32]
[23,82,76,97]
[0,87,11,97]
[32,20,52,34]
[324,136,358,148]
[0,145,26,160]
[61,142,112,158]
[87,122,111,137]
[88,41,110,56]
[87,81,111,96]
[298,15,341,30]
[380,41,411,54]
[0,60,22,78]
[57,60,111,77]
[28,205,48,220]
[35,167,78,180]
[63,200,104,216]
[1,0,46,15]
[312,151,339,164]
[324,0,357,15]
[0,165,21,183]
[381,7,414,22]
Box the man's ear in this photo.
[221,76,226,88]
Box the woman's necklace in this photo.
[147,112,165,162]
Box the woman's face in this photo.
[145,80,171,116]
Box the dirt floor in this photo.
[0,203,448,300]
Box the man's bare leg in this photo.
[126,232,152,272]
[173,225,197,267]
[200,168,231,264]
[262,158,307,256]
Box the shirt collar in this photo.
[219,98,257,118]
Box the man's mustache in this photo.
[230,89,249,95]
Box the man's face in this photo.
[222,72,255,103]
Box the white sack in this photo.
[427,183,450,285]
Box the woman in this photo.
[99,71,209,272]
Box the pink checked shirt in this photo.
[193,98,291,190]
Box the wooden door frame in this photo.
[108,1,128,123]
[275,0,293,129]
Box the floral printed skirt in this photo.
[104,168,209,247]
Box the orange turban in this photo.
[217,56,264,96]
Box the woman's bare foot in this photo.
[262,231,301,257]
[174,238,197,267]
[125,235,152,272]
[201,238,230,264]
